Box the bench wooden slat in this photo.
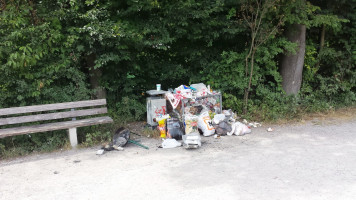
[0,99,107,116]
[0,116,113,138]
[0,108,108,126]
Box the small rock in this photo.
[267,127,274,132]
[73,160,81,163]
[54,171,59,174]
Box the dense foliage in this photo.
[0,0,355,157]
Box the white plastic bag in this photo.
[212,114,225,124]
[197,111,215,136]
[190,83,207,91]
[227,122,235,136]
[162,138,182,148]
[229,122,251,136]
[190,83,210,97]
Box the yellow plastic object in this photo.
[158,119,166,138]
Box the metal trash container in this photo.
[146,90,167,126]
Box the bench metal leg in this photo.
[68,128,78,147]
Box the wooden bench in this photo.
[0,99,113,147]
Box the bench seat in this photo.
[0,99,113,147]
[0,116,113,138]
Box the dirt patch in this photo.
[125,121,160,139]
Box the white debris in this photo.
[113,145,124,151]
[183,133,201,149]
[248,122,262,128]
[242,119,248,124]
[96,149,105,155]
[162,138,182,148]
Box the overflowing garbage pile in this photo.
[153,83,256,149]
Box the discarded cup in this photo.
[156,84,161,91]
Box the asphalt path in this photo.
[1,118,356,200]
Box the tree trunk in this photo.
[319,24,325,53]
[0,0,6,11]
[87,54,107,99]
[280,24,306,95]
[243,48,256,114]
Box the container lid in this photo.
[146,90,167,96]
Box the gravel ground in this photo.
[1,117,356,200]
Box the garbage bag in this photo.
[212,114,226,124]
[197,111,215,136]
[167,118,184,140]
[228,122,251,136]
[184,114,199,134]
[215,121,232,136]
[113,127,130,147]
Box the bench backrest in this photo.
[0,99,108,126]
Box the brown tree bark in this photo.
[87,54,107,99]
[0,0,6,11]
[280,24,306,95]
[319,24,326,53]
[27,0,40,25]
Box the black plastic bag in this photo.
[166,118,183,140]
[113,127,130,147]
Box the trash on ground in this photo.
[113,145,124,151]
[267,127,274,132]
[167,118,184,140]
[183,132,201,149]
[162,138,182,148]
[215,121,232,136]
[248,122,262,128]
[197,110,215,136]
[142,83,257,151]
[227,122,251,136]
[212,114,226,124]
[113,127,130,147]
[98,127,149,154]
[96,149,105,155]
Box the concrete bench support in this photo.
[68,128,78,147]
